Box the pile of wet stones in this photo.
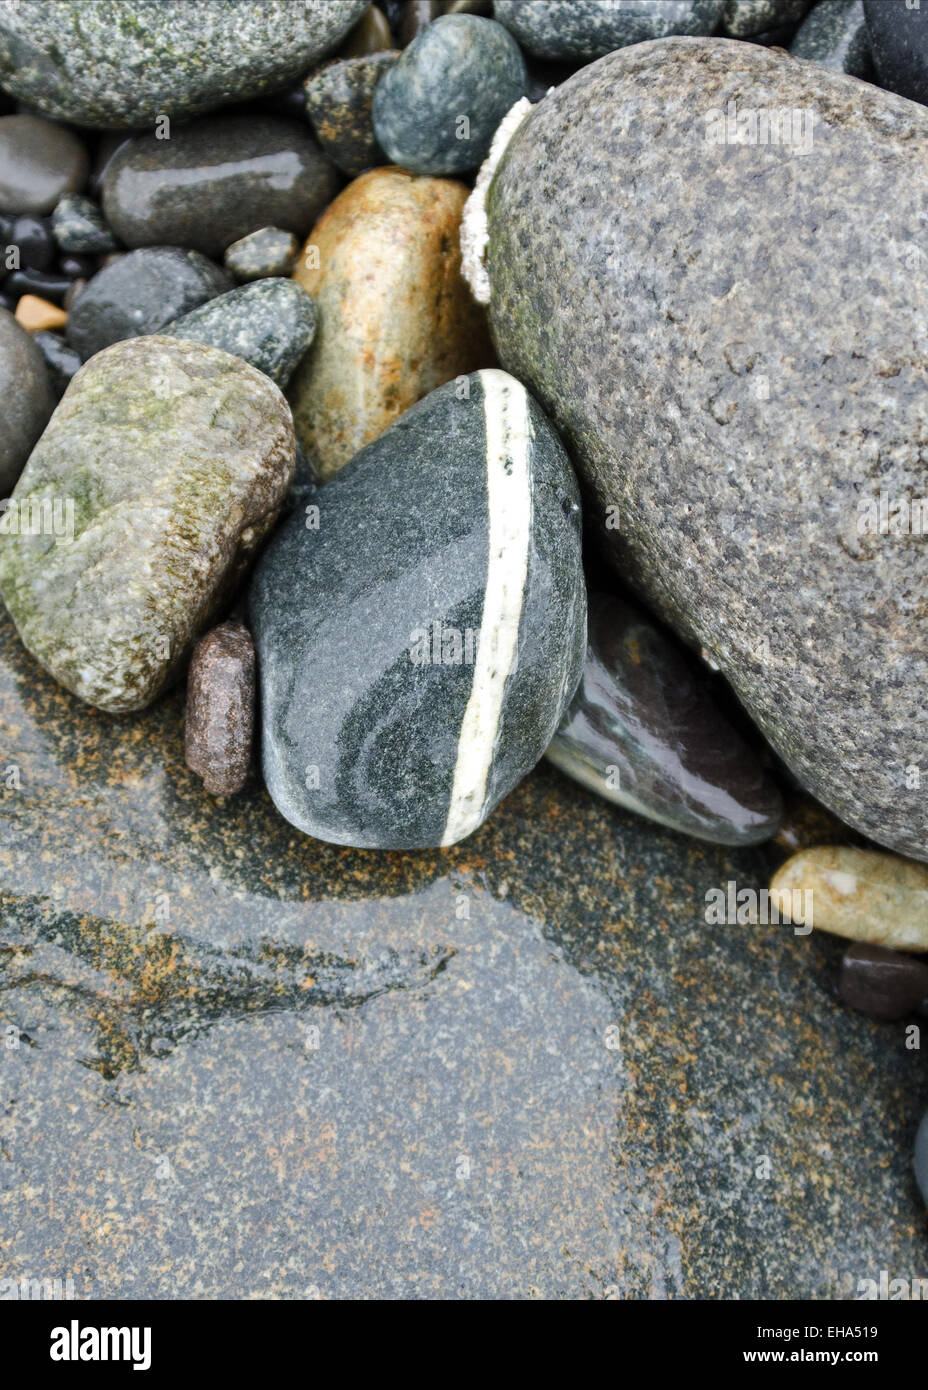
[1,0,927,1206]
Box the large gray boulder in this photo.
[480,38,928,862]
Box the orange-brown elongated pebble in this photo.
[14,293,67,333]
[290,165,491,480]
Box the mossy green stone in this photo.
[0,336,294,713]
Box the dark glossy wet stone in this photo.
[223,227,299,282]
[51,194,118,254]
[493,0,725,58]
[0,307,54,492]
[917,1112,928,1210]
[546,593,783,847]
[249,369,585,849]
[0,0,368,128]
[4,266,71,304]
[792,0,871,76]
[0,336,294,713]
[864,0,928,105]
[723,0,813,35]
[101,115,339,259]
[7,214,53,270]
[373,14,526,174]
[31,329,82,398]
[158,279,316,390]
[340,3,394,55]
[304,52,398,177]
[482,39,928,864]
[0,114,88,216]
[65,247,232,361]
[185,620,255,796]
[1,602,927,1294]
[838,943,928,1021]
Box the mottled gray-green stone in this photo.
[0,0,369,129]
[373,15,526,174]
[791,0,871,77]
[492,0,725,58]
[51,194,119,254]
[0,336,294,713]
[722,0,812,36]
[485,38,928,862]
[159,279,316,390]
[224,227,299,283]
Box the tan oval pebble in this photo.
[290,164,491,480]
[15,294,68,333]
[770,846,928,952]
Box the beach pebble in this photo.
[223,228,299,283]
[66,246,231,360]
[770,847,928,952]
[289,165,490,480]
[372,14,527,174]
[248,369,585,848]
[493,0,725,58]
[837,943,928,1021]
[723,0,813,36]
[32,330,82,397]
[51,194,118,254]
[546,593,783,846]
[864,0,928,105]
[185,621,256,796]
[0,114,88,216]
[159,279,316,390]
[0,307,55,492]
[304,52,398,176]
[0,336,293,712]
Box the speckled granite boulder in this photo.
[65,247,232,360]
[480,38,928,862]
[0,336,293,713]
[101,115,339,258]
[492,0,725,58]
[792,0,871,77]
[249,369,585,849]
[0,0,368,128]
[0,309,55,494]
[158,279,316,389]
[864,0,928,106]
[373,14,527,175]
[304,51,398,177]
[546,593,783,847]
[290,165,490,480]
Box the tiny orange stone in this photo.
[14,294,68,333]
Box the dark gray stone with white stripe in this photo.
[248,368,586,849]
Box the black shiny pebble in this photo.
[7,215,54,271]
[0,289,15,312]
[4,267,72,304]
[838,942,928,1021]
[32,330,82,397]
[58,253,96,280]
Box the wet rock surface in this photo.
[158,279,316,390]
[0,114,88,216]
[0,307,55,493]
[0,602,925,1296]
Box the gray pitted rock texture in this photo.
[484,38,928,863]
[65,247,232,361]
[101,115,339,258]
[249,369,585,849]
[0,0,368,128]
[492,0,725,58]
[0,336,294,713]
[0,308,55,493]
[373,14,527,175]
[158,279,316,389]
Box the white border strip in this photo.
[441,369,533,846]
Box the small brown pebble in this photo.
[185,620,256,796]
[14,293,67,332]
[838,942,928,1021]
